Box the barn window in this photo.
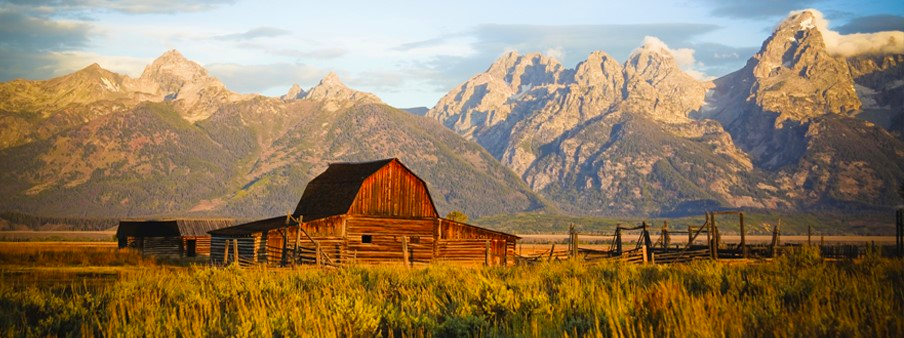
[362,235,373,243]
[410,236,420,244]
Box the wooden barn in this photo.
[117,219,237,257]
[209,158,519,266]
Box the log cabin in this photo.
[117,219,237,257]
[209,158,519,266]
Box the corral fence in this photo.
[515,209,904,265]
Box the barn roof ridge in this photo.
[117,218,239,238]
[208,215,288,236]
[293,158,437,221]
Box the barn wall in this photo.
[210,235,262,266]
[124,236,181,256]
[345,216,437,264]
[181,236,212,257]
[349,161,438,219]
[437,220,517,266]
[254,216,347,265]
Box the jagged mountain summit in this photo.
[298,72,383,111]
[848,54,904,138]
[0,53,546,219]
[281,83,305,100]
[427,9,904,215]
[0,50,250,150]
[1,9,902,220]
[700,10,904,208]
[133,49,244,122]
[427,38,764,215]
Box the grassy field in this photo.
[0,231,116,242]
[1,243,902,337]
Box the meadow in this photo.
[0,243,902,337]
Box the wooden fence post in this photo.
[294,226,300,267]
[223,239,230,265]
[740,212,747,258]
[232,239,239,265]
[615,228,623,256]
[569,223,579,259]
[484,240,491,266]
[662,221,670,249]
[548,243,556,262]
[771,219,781,258]
[705,212,712,255]
[402,236,410,267]
[315,243,322,267]
[807,225,812,246]
[895,209,904,257]
[641,243,648,264]
[712,213,719,260]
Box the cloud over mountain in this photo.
[791,9,904,57]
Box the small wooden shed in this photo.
[117,219,237,257]
[209,158,519,266]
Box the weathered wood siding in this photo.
[138,237,181,256]
[256,216,347,265]
[436,220,517,265]
[345,216,436,264]
[349,161,438,219]
[181,236,211,257]
[210,236,263,266]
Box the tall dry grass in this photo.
[0,246,901,337]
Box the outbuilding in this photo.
[117,219,237,257]
[209,158,519,266]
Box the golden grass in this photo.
[0,245,901,337]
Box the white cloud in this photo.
[213,27,290,41]
[46,51,150,77]
[633,36,713,81]
[3,0,235,15]
[544,46,566,61]
[789,9,904,57]
[205,62,325,94]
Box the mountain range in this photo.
[428,10,904,216]
[0,10,902,222]
[0,51,544,219]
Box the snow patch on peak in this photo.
[780,9,904,57]
[630,36,712,81]
[101,77,119,92]
[511,84,533,100]
[799,17,815,30]
[632,36,671,56]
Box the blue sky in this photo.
[1,0,902,107]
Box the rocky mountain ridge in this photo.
[0,53,546,219]
[0,9,901,219]
[427,9,904,215]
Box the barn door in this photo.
[186,239,197,257]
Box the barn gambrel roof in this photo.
[292,158,438,221]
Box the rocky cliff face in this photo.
[620,42,713,124]
[2,9,902,219]
[133,50,244,122]
[428,9,904,215]
[847,54,904,138]
[428,39,769,214]
[0,50,251,150]
[0,64,141,149]
[0,58,545,218]
[704,11,860,127]
[300,72,383,111]
[281,83,305,100]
